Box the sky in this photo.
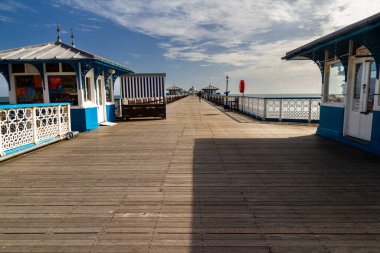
[0,0,380,97]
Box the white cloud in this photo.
[0,15,12,23]
[0,1,29,12]
[58,0,380,93]
[321,0,380,32]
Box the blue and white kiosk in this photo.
[283,13,380,155]
[0,39,133,132]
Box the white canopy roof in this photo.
[0,41,131,72]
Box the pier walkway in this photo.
[1,96,380,252]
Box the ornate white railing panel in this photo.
[0,103,71,156]
[206,95,321,123]
[266,99,281,119]
[310,98,321,121]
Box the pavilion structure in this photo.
[202,84,219,96]
[0,38,133,132]
[166,85,183,96]
[283,12,380,155]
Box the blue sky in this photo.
[1,0,380,97]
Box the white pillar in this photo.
[8,64,16,104]
[42,63,50,103]
[77,63,84,108]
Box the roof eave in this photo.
[283,12,380,61]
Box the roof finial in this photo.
[71,28,75,47]
[56,20,61,43]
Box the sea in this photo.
[0,94,321,105]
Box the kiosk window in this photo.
[15,75,43,104]
[48,75,78,105]
[325,62,345,103]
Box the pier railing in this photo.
[0,103,71,157]
[166,95,188,103]
[205,95,321,123]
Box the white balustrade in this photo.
[207,95,321,123]
[0,103,71,156]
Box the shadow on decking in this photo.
[191,135,380,253]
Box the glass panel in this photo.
[368,61,376,111]
[46,63,59,72]
[326,62,345,103]
[12,64,25,73]
[15,75,43,103]
[105,78,112,102]
[98,80,103,105]
[85,77,91,102]
[48,75,78,105]
[62,63,75,72]
[352,63,363,112]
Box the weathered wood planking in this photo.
[0,96,379,253]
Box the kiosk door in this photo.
[97,79,106,123]
[347,59,376,141]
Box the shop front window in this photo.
[325,62,345,103]
[84,77,92,102]
[48,75,78,105]
[15,75,43,104]
[105,78,112,102]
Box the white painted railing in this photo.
[0,103,71,157]
[206,95,321,123]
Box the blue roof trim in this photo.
[0,103,70,109]
[284,21,380,60]
[95,59,133,73]
[283,12,380,60]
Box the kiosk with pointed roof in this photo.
[202,84,219,95]
[0,34,133,132]
[166,85,183,96]
[283,13,380,155]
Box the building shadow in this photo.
[192,135,380,253]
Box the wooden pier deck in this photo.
[1,96,380,253]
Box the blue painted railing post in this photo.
[279,99,283,122]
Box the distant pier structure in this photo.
[166,85,183,96]
[202,84,219,96]
[283,13,380,155]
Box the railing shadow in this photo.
[192,136,380,252]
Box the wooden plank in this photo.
[0,96,379,251]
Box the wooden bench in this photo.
[121,98,166,120]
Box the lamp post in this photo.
[224,75,229,109]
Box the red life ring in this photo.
[239,80,245,93]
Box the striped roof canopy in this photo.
[202,84,219,91]
[0,41,132,73]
